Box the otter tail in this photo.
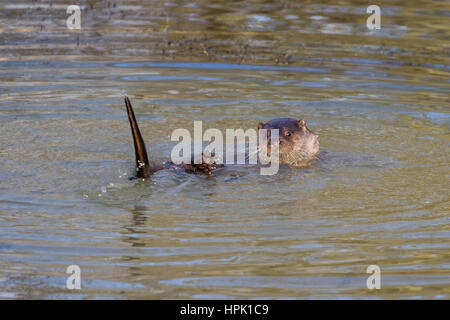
[124,96,150,178]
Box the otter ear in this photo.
[258,122,265,130]
[298,119,307,132]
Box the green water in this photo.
[0,0,449,299]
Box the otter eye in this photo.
[285,131,291,137]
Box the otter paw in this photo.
[182,153,223,175]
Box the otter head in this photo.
[258,118,319,165]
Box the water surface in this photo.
[0,0,449,299]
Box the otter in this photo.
[124,96,319,178]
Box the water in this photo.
[0,0,449,299]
